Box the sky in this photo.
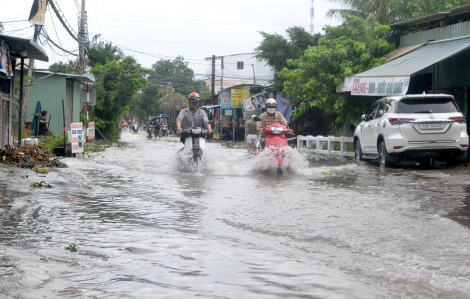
[2,0,342,78]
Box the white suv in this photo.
[354,94,468,167]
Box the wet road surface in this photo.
[1,129,470,298]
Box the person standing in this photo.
[246,114,258,153]
[38,111,50,137]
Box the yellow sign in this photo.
[231,89,243,107]
[29,0,48,25]
[242,86,250,100]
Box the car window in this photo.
[367,103,379,120]
[375,102,386,119]
[398,97,459,113]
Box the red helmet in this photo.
[188,92,201,101]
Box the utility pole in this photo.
[211,55,216,105]
[78,0,87,75]
[251,64,256,85]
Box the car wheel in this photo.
[379,141,397,168]
[355,140,363,161]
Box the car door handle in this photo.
[376,122,380,126]
[368,124,371,127]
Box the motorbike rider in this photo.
[257,98,293,148]
[176,92,213,144]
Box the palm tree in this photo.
[325,0,399,25]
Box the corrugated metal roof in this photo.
[33,70,95,83]
[0,34,48,62]
[391,4,470,28]
[355,36,470,78]
[384,44,425,63]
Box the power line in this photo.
[41,30,78,56]
[49,10,77,59]
[48,0,80,42]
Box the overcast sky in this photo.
[3,0,341,78]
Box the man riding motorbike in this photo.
[176,92,213,144]
[257,98,293,149]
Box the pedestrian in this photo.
[246,114,258,153]
[38,111,50,137]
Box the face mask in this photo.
[267,108,276,114]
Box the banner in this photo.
[29,0,48,25]
[71,122,84,153]
[231,89,243,107]
[243,110,258,120]
[87,122,95,140]
[351,76,410,96]
[0,44,12,77]
[242,86,250,100]
[221,91,231,109]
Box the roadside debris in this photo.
[30,181,53,188]
[0,144,67,169]
[322,171,333,175]
[65,244,79,252]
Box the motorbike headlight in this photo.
[272,127,283,135]
[192,128,202,134]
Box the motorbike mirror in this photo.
[361,114,366,121]
[253,116,262,121]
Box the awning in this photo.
[350,35,470,96]
[0,34,48,62]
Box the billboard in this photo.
[29,0,48,25]
[221,91,231,109]
[87,122,95,140]
[71,122,84,153]
[231,89,243,107]
[351,76,410,96]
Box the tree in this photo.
[149,56,208,97]
[48,60,76,73]
[129,83,163,121]
[279,15,394,124]
[326,0,468,25]
[255,27,321,91]
[88,42,124,67]
[91,56,151,140]
[158,87,187,118]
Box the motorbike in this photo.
[131,123,139,133]
[257,123,289,176]
[161,124,169,136]
[179,127,208,164]
[145,125,154,139]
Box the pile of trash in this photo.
[0,144,67,169]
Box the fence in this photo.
[297,135,355,157]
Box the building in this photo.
[0,34,48,148]
[205,53,274,94]
[23,70,95,137]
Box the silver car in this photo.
[354,94,469,167]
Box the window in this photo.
[237,61,244,69]
[398,97,459,113]
[375,102,386,119]
[367,102,379,120]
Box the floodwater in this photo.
[2,129,470,298]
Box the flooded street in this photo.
[2,130,470,298]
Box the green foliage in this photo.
[149,56,209,97]
[255,27,321,91]
[158,88,187,118]
[326,0,469,25]
[38,134,67,152]
[88,43,124,67]
[129,83,163,120]
[0,23,3,34]
[279,15,394,123]
[84,143,105,154]
[48,60,76,73]
[91,56,150,140]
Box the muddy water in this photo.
[1,130,470,298]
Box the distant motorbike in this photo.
[131,123,139,133]
[257,123,289,176]
[161,124,169,136]
[145,125,154,139]
[178,127,208,164]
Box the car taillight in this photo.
[388,118,415,125]
[449,116,466,122]
[393,146,403,150]
[461,145,468,148]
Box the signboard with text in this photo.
[87,122,95,140]
[71,123,84,153]
[351,76,410,96]
[29,0,48,25]
[221,91,231,109]
[231,89,243,107]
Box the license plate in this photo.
[420,123,444,129]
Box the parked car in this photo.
[354,94,468,167]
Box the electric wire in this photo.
[49,10,77,59]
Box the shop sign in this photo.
[243,111,258,120]
[221,91,231,109]
[87,122,95,140]
[351,76,410,96]
[29,0,48,25]
[71,122,84,153]
[231,89,243,107]
[225,110,232,116]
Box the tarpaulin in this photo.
[276,92,293,123]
